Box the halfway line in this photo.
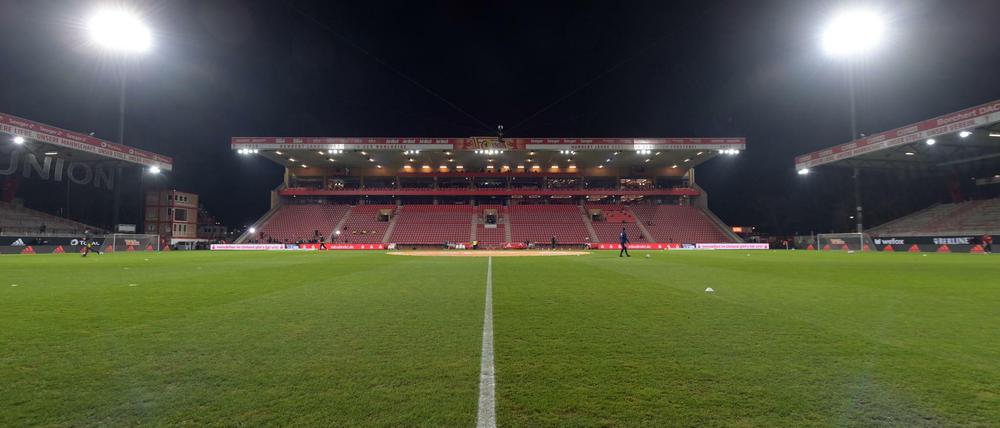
[476,256,496,428]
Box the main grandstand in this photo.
[796,98,1000,252]
[231,136,745,248]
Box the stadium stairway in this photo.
[631,211,656,242]
[579,205,600,243]
[327,205,354,243]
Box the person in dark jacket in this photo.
[619,227,630,257]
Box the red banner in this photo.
[591,243,682,250]
[299,243,386,250]
[0,112,173,170]
[231,136,747,152]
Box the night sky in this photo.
[2,0,999,234]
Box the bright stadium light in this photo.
[87,7,152,53]
[148,166,161,174]
[248,227,256,234]
[925,138,936,145]
[959,130,973,138]
[798,168,811,175]
[12,136,25,145]
[821,8,885,57]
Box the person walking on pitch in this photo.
[619,227,630,257]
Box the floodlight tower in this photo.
[87,7,152,228]
[821,7,885,234]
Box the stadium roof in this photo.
[231,137,746,172]
[0,112,173,171]
[794,99,1000,172]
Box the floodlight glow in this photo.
[925,138,936,145]
[13,136,25,144]
[44,151,58,156]
[959,130,972,138]
[904,152,915,156]
[797,168,811,175]
[821,8,885,57]
[148,166,161,174]
[87,8,152,53]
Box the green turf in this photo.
[2,250,999,426]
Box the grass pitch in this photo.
[2,250,999,426]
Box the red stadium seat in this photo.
[629,205,734,243]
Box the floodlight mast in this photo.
[87,7,152,229]
[821,8,885,234]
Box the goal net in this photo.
[816,233,876,252]
[103,234,161,252]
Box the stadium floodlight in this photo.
[989,132,1000,138]
[925,138,936,145]
[959,130,973,138]
[904,151,915,156]
[44,151,58,156]
[248,227,256,234]
[821,8,885,57]
[797,168,811,175]
[148,166,161,174]
[12,136,25,145]
[87,7,152,53]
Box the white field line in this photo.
[476,256,496,428]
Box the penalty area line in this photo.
[476,256,496,428]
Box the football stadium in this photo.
[3,2,1000,427]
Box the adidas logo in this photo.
[11,238,25,246]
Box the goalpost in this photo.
[104,234,161,252]
[816,232,876,252]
